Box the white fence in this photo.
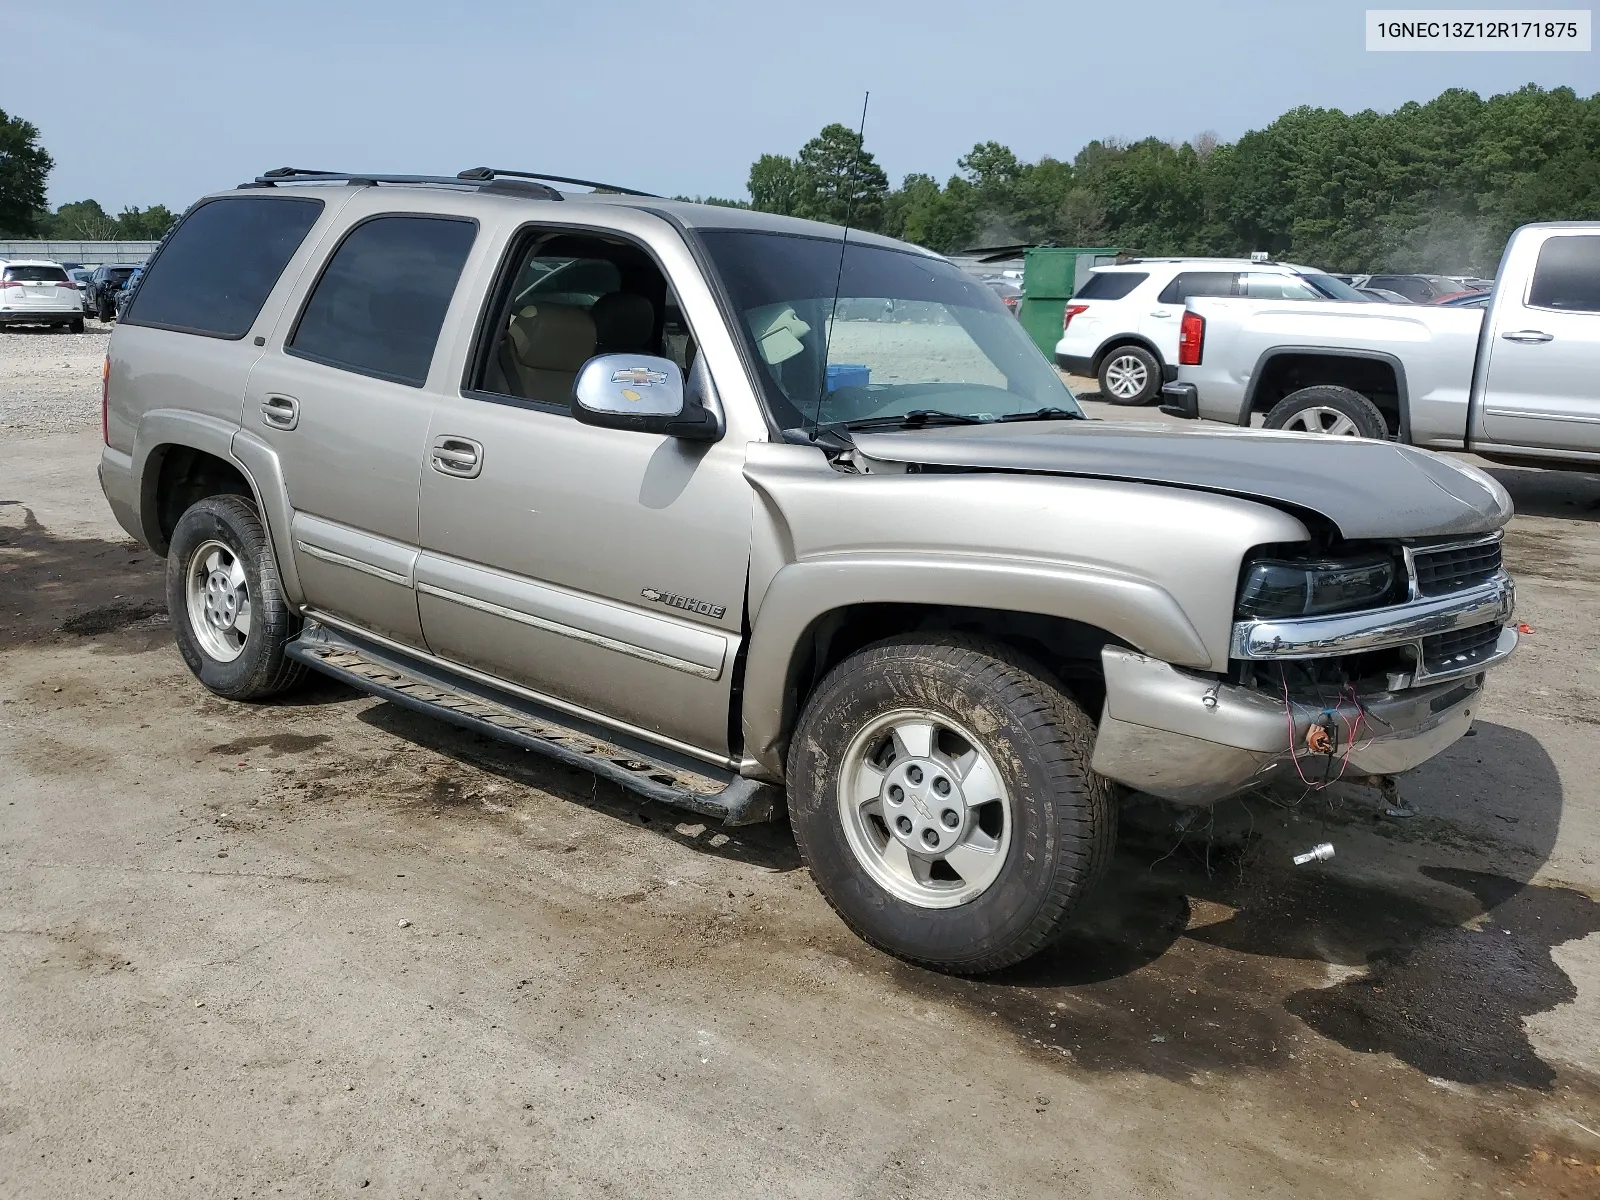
[0,241,159,265]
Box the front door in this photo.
[415,221,755,760]
[1480,230,1600,454]
[247,208,479,647]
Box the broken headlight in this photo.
[1236,554,1399,620]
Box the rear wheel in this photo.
[1096,345,1161,405]
[67,318,85,334]
[787,634,1116,975]
[96,296,114,321]
[1263,385,1389,439]
[166,494,305,700]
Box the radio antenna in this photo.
[810,90,870,441]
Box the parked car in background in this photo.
[66,267,96,314]
[0,260,87,332]
[1164,222,1600,469]
[982,276,1022,316]
[1358,287,1413,304]
[86,263,140,320]
[1054,258,1366,405]
[1438,290,1492,309]
[1351,274,1459,304]
[114,265,146,319]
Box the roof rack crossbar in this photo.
[249,168,564,201]
[457,167,658,197]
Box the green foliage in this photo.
[0,108,54,236]
[747,86,1600,272]
[41,200,178,240]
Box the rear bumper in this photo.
[1091,635,1512,805]
[0,307,80,323]
[1159,382,1199,419]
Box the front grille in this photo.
[1412,540,1502,596]
[1421,623,1502,675]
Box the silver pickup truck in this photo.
[99,168,1517,974]
[1162,223,1600,469]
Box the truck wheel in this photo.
[787,634,1116,975]
[166,494,305,701]
[1264,385,1389,439]
[96,298,114,321]
[68,317,85,334]
[1096,345,1161,405]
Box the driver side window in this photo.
[470,229,695,409]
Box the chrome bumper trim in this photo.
[1230,572,1514,662]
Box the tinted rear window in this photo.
[1156,271,1236,304]
[287,215,476,387]
[122,196,324,338]
[107,267,136,281]
[4,265,69,283]
[1528,235,1600,313]
[1074,271,1146,300]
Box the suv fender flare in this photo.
[1094,334,1165,374]
[739,555,1211,779]
[1242,346,1412,441]
[131,412,303,605]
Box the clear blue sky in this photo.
[9,0,1596,211]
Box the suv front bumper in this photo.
[1090,577,1517,804]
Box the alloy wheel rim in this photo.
[836,709,1013,909]
[1104,355,1148,399]
[185,539,251,662]
[1284,406,1360,436]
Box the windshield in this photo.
[1302,273,1367,301]
[698,230,1082,432]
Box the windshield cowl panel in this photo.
[697,229,1084,435]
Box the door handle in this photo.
[1148,310,1173,318]
[261,394,299,430]
[430,436,483,479]
[1501,330,1553,344]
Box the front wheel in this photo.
[787,634,1116,975]
[166,494,305,700]
[1096,345,1161,405]
[1263,385,1389,439]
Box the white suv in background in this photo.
[1054,258,1364,405]
[0,260,87,333]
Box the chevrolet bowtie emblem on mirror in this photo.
[611,366,669,387]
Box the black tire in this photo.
[787,633,1116,975]
[1263,384,1389,439]
[166,494,305,700]
[1095,343,1161,406]
[96,297,114,321]
[67,318,85,334]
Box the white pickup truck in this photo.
[1161,223,1600,470]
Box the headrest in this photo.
[591,291,655,352]
[507,304,596,371]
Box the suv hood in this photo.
[851,421,1512,540]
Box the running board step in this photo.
[285,625,779,825]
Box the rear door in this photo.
[1143,270,1237,363]
[1480,230,1600,453]
[245,196,481,647]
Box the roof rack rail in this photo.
[455,167,658,197]
[242,167,564,201]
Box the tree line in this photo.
[743,84,1600,275]
[0,109,177,241]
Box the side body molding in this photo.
[739,554,1211,778]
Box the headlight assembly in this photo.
[1236,554,1400,620]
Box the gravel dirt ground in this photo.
[0,321,111,439]
[3,346,1600,1197]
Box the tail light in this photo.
[1062,303,1088,332]
[1178,311,1205,365]
[0,278,21,289]
[101,355,111,444]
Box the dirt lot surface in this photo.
[3,363,1600,1196]
[0,322,111,439]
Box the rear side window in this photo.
[122,196,323,338]
[3,265,69,283]
[1528,235,1600,313]
[288,215,477,387]
[1074,271,1146,300]
[1156,271,1237,304]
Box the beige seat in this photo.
[503,304,596,404]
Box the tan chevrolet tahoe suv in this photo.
[98,167,1518,973]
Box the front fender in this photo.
[739,554,1210,778]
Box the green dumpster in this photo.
[1018,246,1119,357]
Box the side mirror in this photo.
[571,353,723,442]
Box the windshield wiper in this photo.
[998,406,1086,423]
[838,409,991,431]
